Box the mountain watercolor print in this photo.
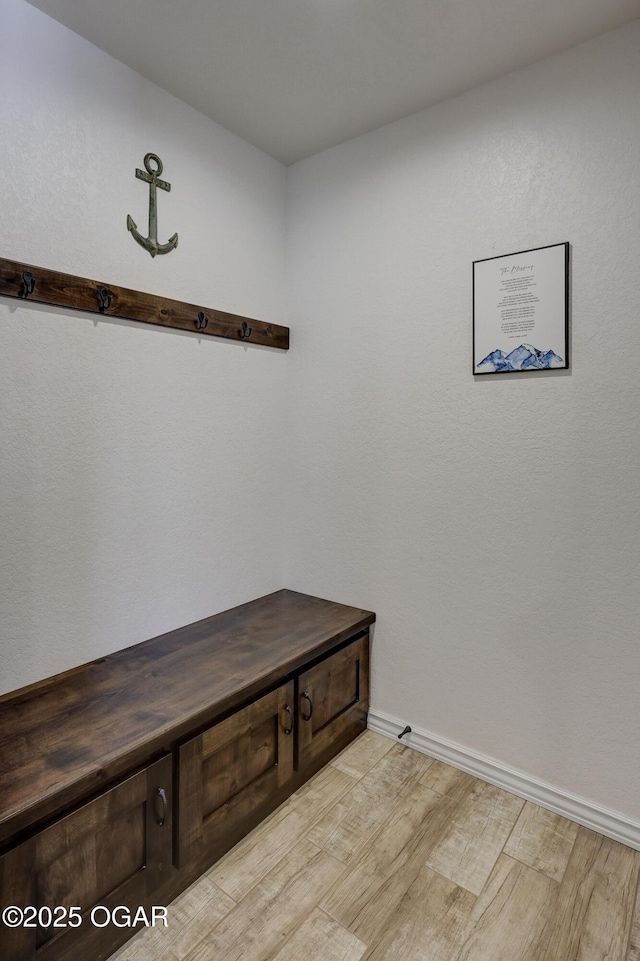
[476,343,564,373]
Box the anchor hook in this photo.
[196,311,209,330]
[238,321,252,339]
[97,286,112,311]
[22,271,35,298]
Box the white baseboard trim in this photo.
[368,709,640,852]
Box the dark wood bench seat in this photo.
[0,589,375,961]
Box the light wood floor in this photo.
[113,732,640,961]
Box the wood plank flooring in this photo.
[111,731,640,961]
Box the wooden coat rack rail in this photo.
[0,257,289,349]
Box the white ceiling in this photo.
[26,0,640,165]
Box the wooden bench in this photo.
[0,589,375,961]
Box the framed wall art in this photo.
[473,242,569,374]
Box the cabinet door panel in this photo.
[0,755,172,961]
[297,633,369,770]
[202,713,277,817]
[178,681,294,868]
[0,838,36,961]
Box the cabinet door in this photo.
[178,681,294,869]
[297,633,369,771]
[0,755,172,961]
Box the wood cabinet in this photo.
[0,591,374,961]
[178,681,295,868]
[297,633,369,771]
[0,756,172,961]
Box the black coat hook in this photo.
[239,321,252,339]
[97,286,112,311]
[22,271,35,298]
[196,311,209,330]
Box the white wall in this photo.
[3,0,640,828]
[0,0,288,694]
[285,21,640,820]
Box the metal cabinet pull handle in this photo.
[155,786,168,827]
[300,692,313,721]
[282,705,293,735]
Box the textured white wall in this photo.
[0,0,288,694]
[285,21,640,819]
[3,0,640,824]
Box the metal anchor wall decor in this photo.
[127,153,178,258]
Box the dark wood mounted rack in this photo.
[0,256,289,349]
